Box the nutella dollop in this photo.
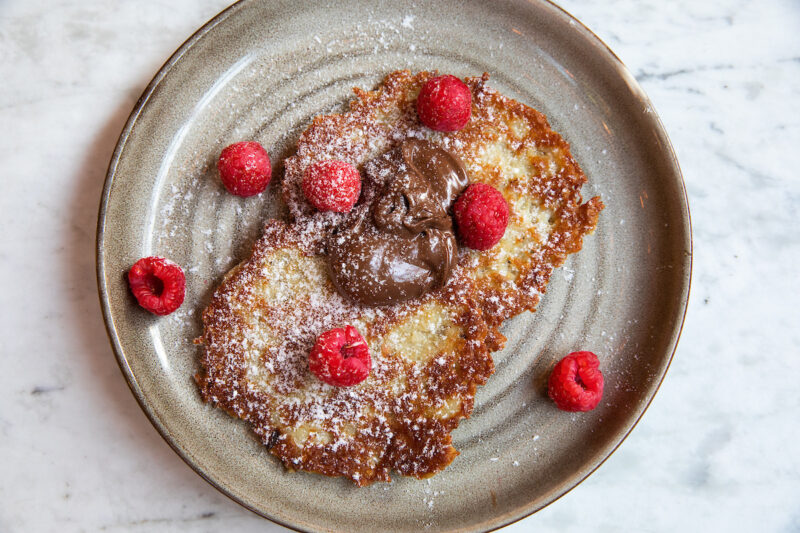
[327,139,469,306]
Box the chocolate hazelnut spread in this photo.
[327,139,469,306]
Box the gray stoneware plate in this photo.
[96,0,691,531]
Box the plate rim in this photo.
[95,1,693,531]
[94,1,306,530]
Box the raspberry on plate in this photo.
[416,74,472,132]
[548,351,604,412]
[308,325,371,387]
[301,160,361,212]
[217,141,272,197]
[127,256,185,316]
[454,183,510,250]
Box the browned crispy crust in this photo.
[197,70,602,486]
[283,70,603,334]
[197,220,494,485]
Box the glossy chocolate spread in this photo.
[327,139,469,306]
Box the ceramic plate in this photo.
[97,1,691,531]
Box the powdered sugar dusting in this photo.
[198,216,493,484]
[196,70,601,486]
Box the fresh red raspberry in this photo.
[453,183,510,250]
[308,325,371,387]
[217,141,272,197]
[548,351,604,412]
[416,74,472,131]
[301,160,361,212]
[127,256,186,316]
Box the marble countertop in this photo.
[1,0,798,531]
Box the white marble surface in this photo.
[1,0,798,531]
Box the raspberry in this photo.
[308,325,371,387]
[547,351,604,412]
[127,257,186,316]
[416,74,472,132]
[301,160,361,212]
[217,141,272,197]
[453,183,510,250]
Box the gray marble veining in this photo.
[0,0,798,531]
